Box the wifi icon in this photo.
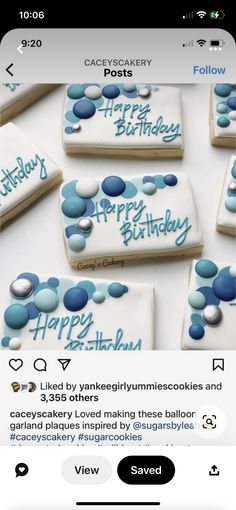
[197,10,207,18]
[197,39,207,47]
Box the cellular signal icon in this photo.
[197,10,207,18]
[182,40,194,47]
[183,12,194,19]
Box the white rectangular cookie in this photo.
[210,84,236,148]
[63,84,183,157]
[216,155,236,236]
[0,273,154,351]
[0,122,62,227]
[60,173,203,268]
[182,259,236,350]
[0,84,57,125]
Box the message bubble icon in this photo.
[62,456,112,485]
[15,463,29,477]
[33,358,47,372]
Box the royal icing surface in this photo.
[217,156,236,232]
[0,123,62,220]
[0,273,154,351]
[0,84,50,115]
[63,84,183,150]
[182,259,236,350]
[212,84,236,139]
[60,173,202,266]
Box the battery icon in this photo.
[209,39,225,51]
[210,11,225,19]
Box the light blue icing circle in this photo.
[62,197,86,218]
[216,102,228,114]
[214,84,232,97]
[231,162,236,179]
[92,291,106,304]
[68,234,86,252]
[142,182,156,195]
[108,282,128,298]
[225,196,236,212]
[188,291,206,309]
[191,313,206,327]
[61,181,77,199]
[34,289,59,313]
[153,175,167,189]
[122,181,137,199]
[67,84,85,99]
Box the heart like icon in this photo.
[9,359,23,371]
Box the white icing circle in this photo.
[84,85,102,100]
[9,337,22,350]
[229,265,236,278]
[229,111,236,121]
[75,178,99,198]
[138,87,151,98]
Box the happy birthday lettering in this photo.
[91,201,192,247]
[98,99,181,143]
[0,154,47,201]
[28,312,141,351]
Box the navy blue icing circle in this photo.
[73,100,96,119]
[101,176,126,197]
[102,85,120,99]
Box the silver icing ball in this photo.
[9,278,33,299]
[228,181,236,193]
[202,305,223,326]
[78,217,94,233]
[72,123,81,133]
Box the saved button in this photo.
[117,456,175,485]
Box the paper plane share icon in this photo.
[58,359,71,371]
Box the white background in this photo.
[0,84,235,348]
[0,445,234,509]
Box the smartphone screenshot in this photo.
[0,5,235,509]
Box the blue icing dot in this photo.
[218,266,231,278]
[225,196,236,212]
[108,282,128,298]
[81,198,95,217]
[65,126,74,134]
[100,199,110,209]
[92,97,104,108]
[216,102,228,114]
[62,196,86,218]
[102,176,126,197]
[17,272,39,289]
[217,116,230,128]
[25,302,40,319]
[188,291,206,309]
[142,182,156,195]
[95,283,110,298]
[164,174,178,186]
[231,162,236,179]
[214,84,233,97]
[47,277,60,288]
[122,181,137,199]
[143,176,155,184]
[77,280,96,299]
[65,224,79,238]
[67,84,85,99]
[65,111,80,123]
[92,291,105,304]
[197,287,220,306]
[1,336,11,347]
[195,259,218,278]
[61,181,77,199]
[227,97,236,110]
[191,313,206,327]
[102,85,120,99]
[64,287,88,311]
[34,282,57,295]
[34,289,59,312]
[123,84,137,92]
[189,324,205,340]
[57,279,75,301]
[212,276,236,301]
[122,90,139,99]
[4,304,29,329]
[73,99,96,119]
[153,175,167,189]
[68,234,86,252]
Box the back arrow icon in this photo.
[17,44,23,54]
[6,63,14,76]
